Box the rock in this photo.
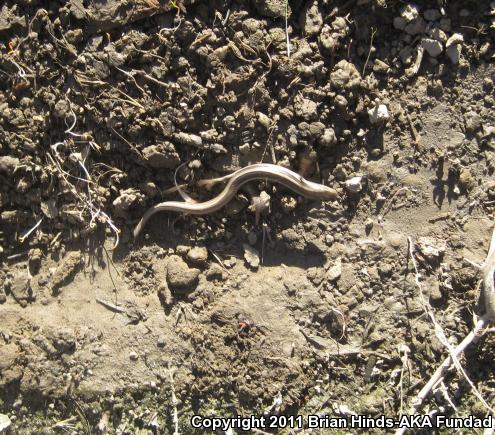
[393,17,406,30]
[166,255,200,293]
[7,272,32,307]
[458,168,475,191]
[373,59,390,74]
[422,39,443,57]
[446,33,464,48]
[112,189,144,217]
[330,60,362,90]
[417,237,445,264]
[404,17,427,35]
[345,176,363,193]
[401,4,420,22]
[294,95,318,121]
[157,335,166,348]
[41,199,58,219]
[142,142,180,169]
[424,9,441,21]
[0,5,26,32]
[300,1,322,36]
[51,252,82,292]
[0,413,11,433]
[368,103,390,124]
[129,351,138,361]
[28,248,43,275]
[0,156,20,173]
[205,263,224,281]
[174,132,203,148]
[318,128,337,147]
[187,246,208,266]
[53,100,71,119]
[252,0,288,18]
[464,111,482,133]
[326,258,342,282]
[428,28,447,43]
[243,244,260,269]
[446,44,461,64]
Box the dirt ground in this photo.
[1,0,495,433]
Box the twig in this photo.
[285,0,291,57]
[168,364,180,435]
[362,27,377,76]
[96,298,126,313]
[18,217,43,243]
[396,235,495,435]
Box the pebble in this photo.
[166,255,200,293]
[129,351,138,361]
[445,39,462,64]
[422,39,443,57]
[0,414,11,432]
[300,0,323,36]
[157,335,166,348]
[319,128,337,147]
[243,244,260,269]
[368,103,390,124]
[400,4,420,22]
[423,9,441,21]
[326,258,342,282]
[205,263,224,281]
[330,60,362,90]
[187,246,208,266]
[345,176,363,193]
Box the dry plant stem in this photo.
[285,0,290,57]
[394,317,488,435]
[168,364,180,435]
[396,230,495,435]
[481,225,495,319]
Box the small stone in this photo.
[174,132,203,148]
[446,33,464,48]
[0,413,11,432]
[243,244,260,270]
[393,16,406,30]
[446,44,461,64]
[142,142,180,169]
[423,9,441,21]
[422,38,443,57]
[326,258,342,282]
[166,255,200,293]
[373,59,390,74]
[187,246,208,266]
[52,251,82,292]
[319,128,337,147]
[239,143,251,155]
[401,3,420,22]
[458,168,475,191]
[256,112,271,129]
[205,263,224,281]
[0,156,20,173]
[417,237,445,263]
[345,176,363,194]
[28,248,43,275]
[428,28,447,43]
[464,111,482,133]
[247,231,257,245]
[299,0,323,36]
[368,104,390,124]
[129,351,138,361]
[404,17,427,35]
[330,60,362,90]
[157,335,166,348]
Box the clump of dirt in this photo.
[1,0,495,433]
